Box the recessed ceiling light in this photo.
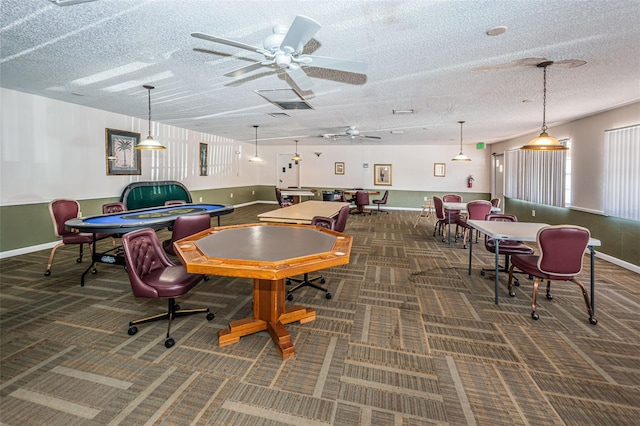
[392,109,414,114]
[486,26,508,36]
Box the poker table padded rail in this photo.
[120,180,192,210]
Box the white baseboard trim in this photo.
[595,251,640,274]
[0,241,57,260]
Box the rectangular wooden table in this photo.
[258,200,351,224]
[280,189,316,204]
[467,219,601,311]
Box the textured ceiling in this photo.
[1,0,639,146]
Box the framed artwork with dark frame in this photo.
[374,164,392,185]
[434,163,446,177]
[105,128,141,175]
[335,162,345,175]
[199,143,208,176]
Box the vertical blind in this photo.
[504,148,566,207]
[604,124,640,221]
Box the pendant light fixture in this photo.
[291,140,302,163]
[521,61,568,151]
[451,121,471,162]
[249,125,264,163]
[135,85,166,150]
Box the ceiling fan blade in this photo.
[191,32,269,56]
[471,57,548,71]
[553,59,587,68]
[298,55,367,74]
[285,66,314,91]
[363,135,382,140]
[224,61,270,77]
[280,15,321,54]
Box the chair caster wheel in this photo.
[589,317,598,325]
[546,293,553,300]
[480,270,485,276]
[320,278,326,284]
[165,338,175,348]
[44,270,51,276]
[325,292,332,299]
[204,275,210,281]
[286,279,292,285]
[91,268,97,275]
[128,326,138,335]
[173,304,181,312]
[206,312,214,321]
[509,291,516,297]
[531,312,539,320]
[514,279,520,287]
[76,257,82,263]
[287,293,293,301]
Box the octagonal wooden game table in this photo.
[174,223,352,360]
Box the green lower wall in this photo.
[2,187,637,268]
[504,198,639,267]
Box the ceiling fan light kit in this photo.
[135,85,166,150]
[249,125,264,163]
[451,121,471,162]
[521,61,568,151]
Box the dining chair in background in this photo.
[455,200,493,248]
[372,190,389,214]
[163,214,211,256]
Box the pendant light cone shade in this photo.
[249,125,264,163]
[135,85,166,150]
[451,121,471,162]
[291,140,302,162]
[521,62,568,151]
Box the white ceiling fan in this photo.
[321,126,382,141]
[191,15,367,91]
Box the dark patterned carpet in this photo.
[1,204,639,425]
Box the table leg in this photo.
[494,240,500,304]
[217,278,316,360]
[79,234,98,287]
[468,232,473,275]
[447,209,451,243]
[589,246,596,315]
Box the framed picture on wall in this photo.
[199,143,208,176]
[434,163,446,177]
[374,164,392,185]
[105,128,141,175]
[335,162,345,175]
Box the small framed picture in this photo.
[434,163,446,177]
[199,143,208,176]
[105,128,141,175]
[335,162,345,175]
[374,164,392,185]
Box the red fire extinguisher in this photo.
[467,175,474,188]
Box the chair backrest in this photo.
[490,198,501,208]
[432,196,445,220]
[275,188,292,207]
[49,199,80,238]
[334,205,350,232]
[466,200,493,220]
[355,191,370,206]
[484,214,522,249]
[165,214,211,255]
[310,216,335,230]
[537,225,590,277]
[164,200,187,206]
[443,194,462,202]
[102,202,126,214]
[378,190,389,203]
[122,228,174,298]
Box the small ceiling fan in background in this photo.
[191,15,367,91]
[321,126,382,141]
[471,57,587,72]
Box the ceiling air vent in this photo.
[255,89,313,111]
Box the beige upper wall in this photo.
[489,101,640,214]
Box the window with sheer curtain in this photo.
[504,146,567,207]
[604,124,640,221]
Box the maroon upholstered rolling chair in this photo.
[480,214,534,286]
[122,228,214,348]
[45,199,110,277]
[275,188,293,207]
[508,225,596,324]
[455,200,493,248]
[432,196,458,239]
[286,216,336,300]
[490,198,501,208]
[102,202,126,214]
[334,205,350,233]
[353,190,371,215]
[163,214,211,256]
[372,190,389,214]
[164,200,187,206]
